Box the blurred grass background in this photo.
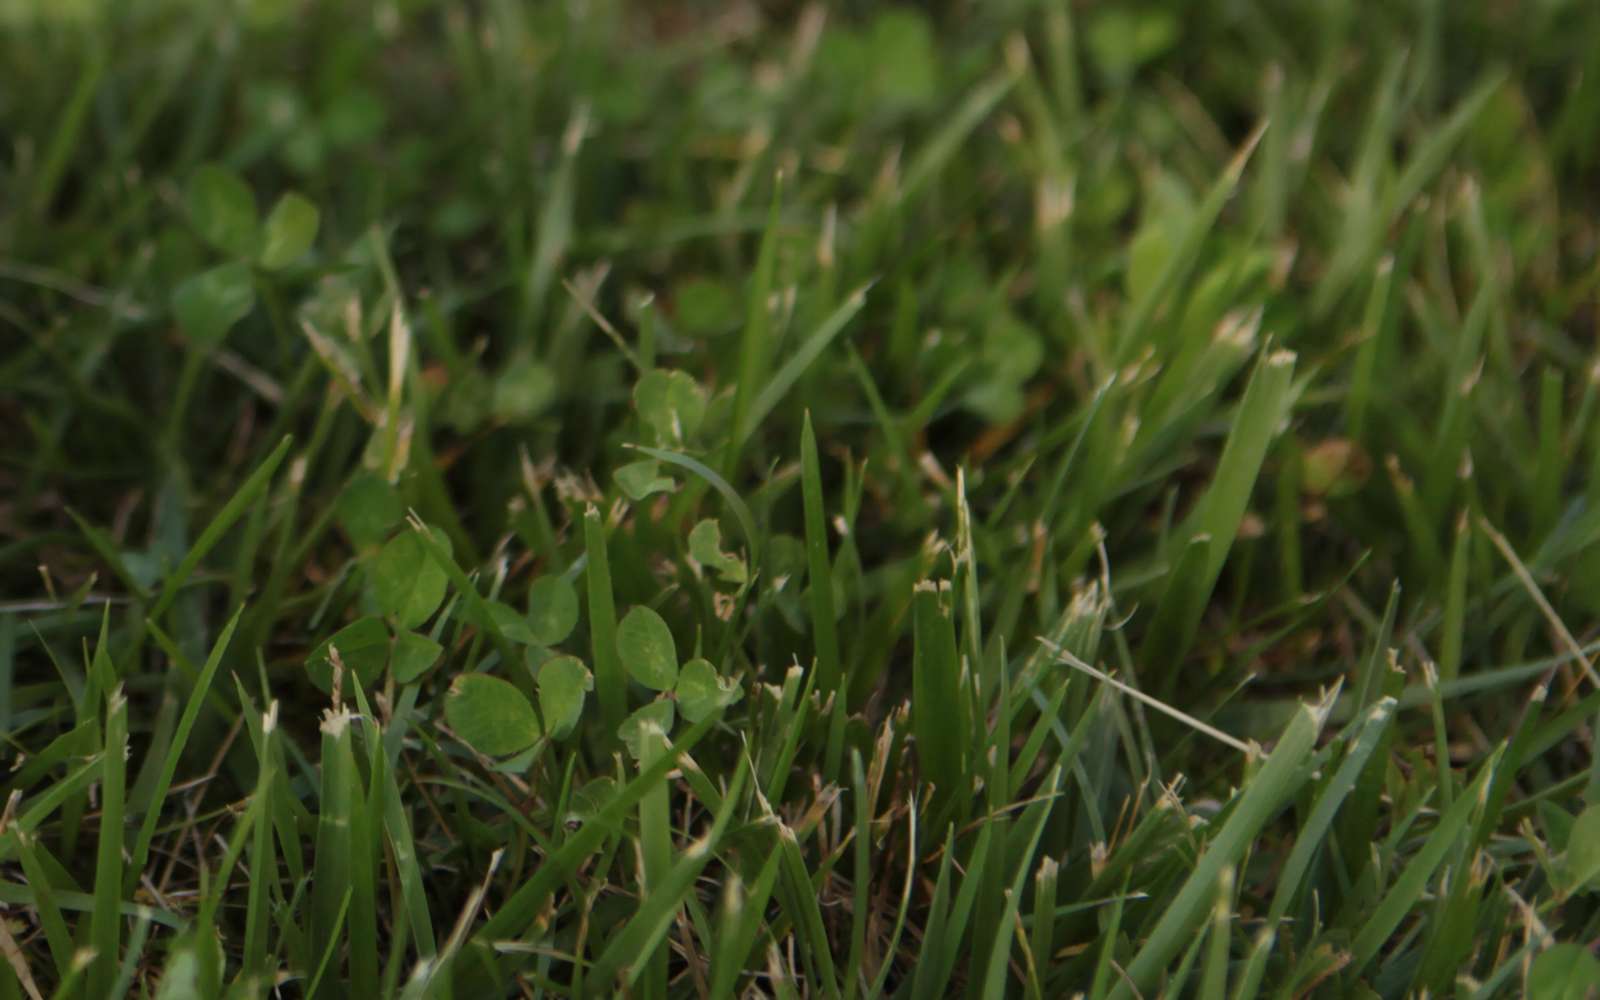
[3,0,1600,996]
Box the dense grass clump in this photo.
[5,1,1600,996]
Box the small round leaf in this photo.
[371,526,450,628]
[336,473,401,550]
[615,460,675,501]
[259,191,320,269]
[617,605,678,691]
[537,655,592,739]
[492,358,558,421]
[527,576,579,645]
[172,262,256,345]
[482,600,539,645]
[633,369,706,443]
[618,699,675,762]
[565,777,622,836]
[306,616,390,693]
[689,519,747,584]
[674,658,742,723]
[391,630,443,683]
[445,674,541,757]
[186,163,259,257]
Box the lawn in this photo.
[3,0,1600,996]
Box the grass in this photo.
[3,0,1600,996]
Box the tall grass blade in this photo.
[87,687,128,999]
[1113,688,1333,997]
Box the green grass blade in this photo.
[1026,856,1060,999]
[106,912,155,1000]
[29,45,105,216]
[1088,876,1133,1000]
[844,750,871,1000]
[468,717,716,953]
[591,757,749,991]
[1439,514,1471,683]
[309,712,356,999]
[898,73,1017,206]
[774,821,841,999]
[1143,534,1213,681]
[908,826,958,1000]
[801,412,845,775]
[88,687,128,999]
[1348,746,1505,976]
[1198,867,1235,1000]
[979,767,1061,999]
[346,726,380,997]
[723,178,782,474]
[1389,70,1507,213]
[127,605,242,889]
[14,835,74,979]
[45,949,92,1000]
[1344,254,1398,440]
[584,505,625,734]
[636,714,673,999]
[921,818,995,998]
[741,284,870,450]
[304,889,353,1000]
[864,788,918,999]
[1114,689,1333,998]
[1230,928,1274,1000]
[763,663,818,804]
[64,508,151,604]
[243,703,279,980]
[380,736,436,961]
[1265,696,1397,926]
[911,580,968,813]
[149,435,293,621]
[710,848,784,998]
[522,105,584,338]
[0,754,104,862]
[1185,347,1297,594]
[1116,123,1267,363]
[0,880,180,931]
